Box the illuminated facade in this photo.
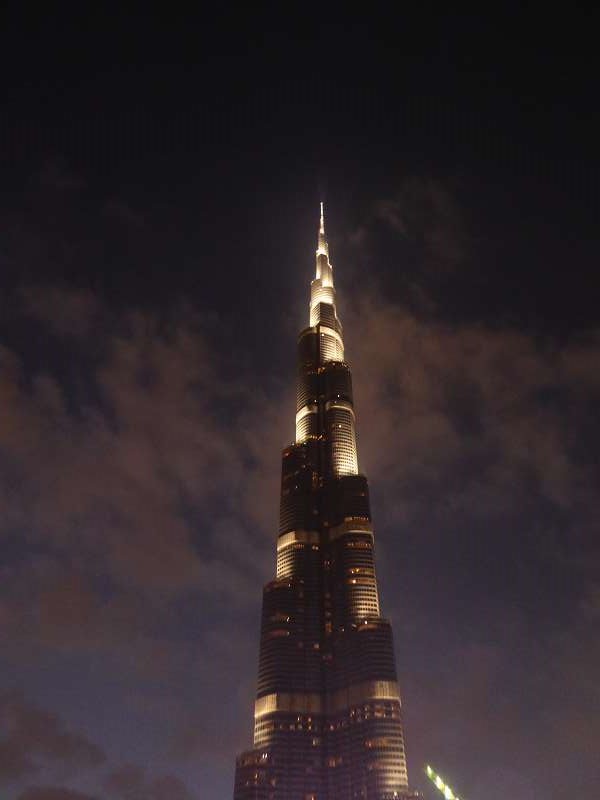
[233,206,419,800]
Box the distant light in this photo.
[425,765,461,800]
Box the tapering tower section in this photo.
[233,208,419,800]
[298,203,357,477]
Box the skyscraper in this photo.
[233,207,419,800]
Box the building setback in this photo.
[233,207,420,800]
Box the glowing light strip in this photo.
[254,681,400,719]
[330,679,399,710]
[277,530,320,551]
[295,404,319,425]
[328,519,373,541]
[318,325,344,347]
[310,281,335,306]
[255,692,322,718]
[325,399,355,415]
[425,765,462,800]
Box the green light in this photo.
[425,765,462,800]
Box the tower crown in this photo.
[317,201,328,256]
[310,204,339,330]
[314,202,334,289]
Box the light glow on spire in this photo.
[317,201,329,258]
[311,203,336,326]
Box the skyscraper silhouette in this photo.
[233,207,419,800]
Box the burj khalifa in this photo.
[233,207,420,800]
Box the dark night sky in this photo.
[1,6,599,800]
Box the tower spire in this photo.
[317,201,328,256]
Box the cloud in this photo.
[0,693,198,798]
[354,176,470,274]
[0,283,284,796]
[402,602,600,799]
[105,764,194,800]
[1,272,599,800]
[18,789,98,800]
[18,285,102,340]
[340,294,600,800]
[36,160,87,194]
[0,692,106,784]
[346,296,599,521]
[104,199,145,229]
[1,290,284,655]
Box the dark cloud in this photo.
[0,283,280,797]
[103,199,145,230]
[36,159,87,194]
[17,285,102,340]
[347,298,599,516]
[0,290,283,653]
[377,177,469,270]
[0,693,197,798]
[344,177,470,290]
[18,789,98,800]
[0,692,105,784]
[105,764,194,800]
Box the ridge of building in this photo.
[233,207,420,800]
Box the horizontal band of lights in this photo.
[328,518,373,541]
[255,680,400,718]
[310,281,335,304]
[318,324,343,347]
[255,691,322,718]
[325,398,355,415]
[276,529,320,551]
[426,765,462,800]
